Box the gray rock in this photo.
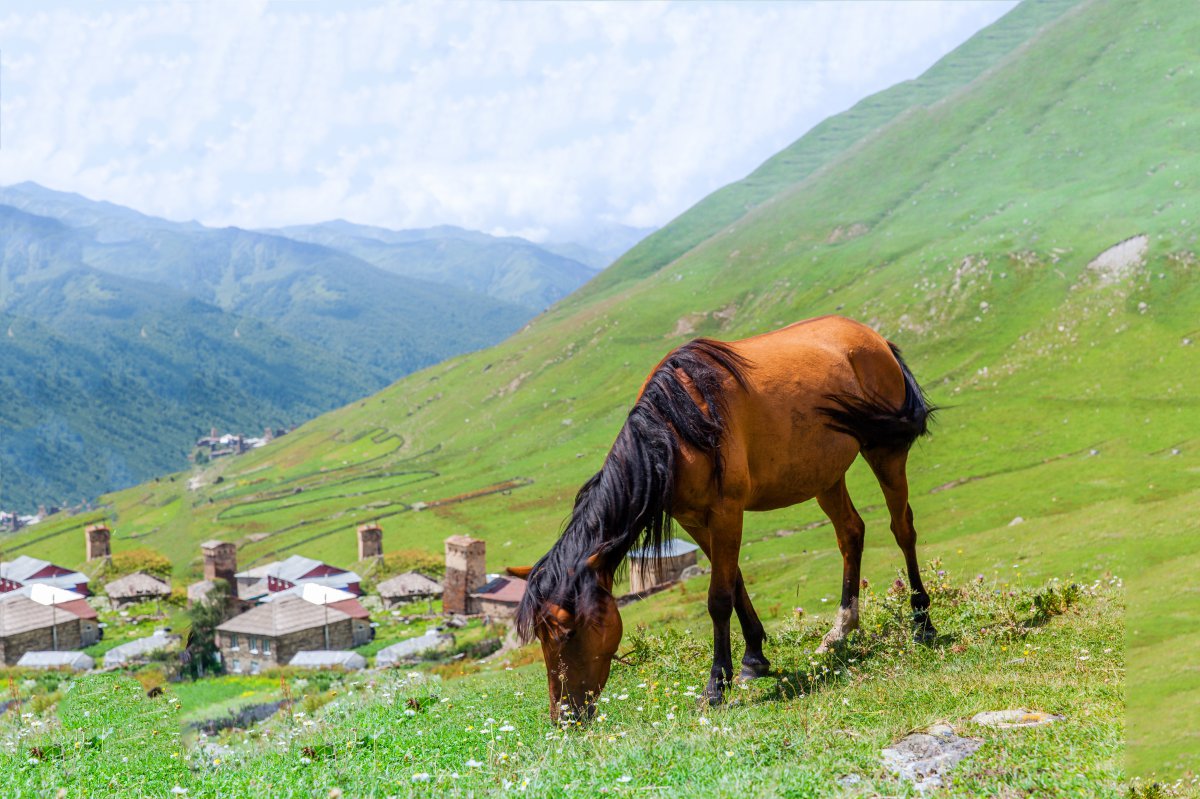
[882,726,983,793]
[970,709,1063,728]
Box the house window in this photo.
[249,636,259,654]
[250,661,260,675]
[229,634,240,650]
[231,659,242,674]
[262,638,270,654]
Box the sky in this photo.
[0,1,1017,242]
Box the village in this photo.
[0,522,701,677]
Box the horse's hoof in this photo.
[913,625,938,645]
[738,662,772,680]
[815,637,839,654]
[702,680,727,706]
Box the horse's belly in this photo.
[745,490,815,513]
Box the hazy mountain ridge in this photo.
[0,185,622,510]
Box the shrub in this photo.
[380,548,445,579]
[107,548,173,581]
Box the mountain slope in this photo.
[8,0,1197,776]
[266,221,600,312]
[0,206,386,508]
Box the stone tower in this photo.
[357,523,383,561]
[201,540,238,585]
[85,523,111,561]
[443,535,486,615]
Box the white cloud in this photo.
[0,0,1016,239]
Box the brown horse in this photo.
[516,316,937,722]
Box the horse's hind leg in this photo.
[863,447,937,643]
[816,476,866,653]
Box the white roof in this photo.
[16,583,88,606]
[102,632,178,667]
[235,554,360,585]
[627,538,700,560]
[375,632,453,666]
[288,650,366,670]
[16,650,94,670]
[259,583,355,606]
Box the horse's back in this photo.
[691,316,905,512]
[733,316,904,401]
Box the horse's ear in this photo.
[543,603,574,642]
[506,565,533,579]
[585,554,614,593]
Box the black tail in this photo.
[819,343,934,451]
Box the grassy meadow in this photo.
[1,0,1198,789]
[6,575,1128,797]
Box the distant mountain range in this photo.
[0,182,650,510]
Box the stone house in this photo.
[215,594,370,675]
[377,571,443,609]
[472,576,527,621]
[0,589,101,666]
[104,571,172,608]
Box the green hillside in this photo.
[6,0,1197,779]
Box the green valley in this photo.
[4,0,1197,786]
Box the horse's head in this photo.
[516,557,623,723]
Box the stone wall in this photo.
[0,620,84,666]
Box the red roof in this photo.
[473,577,527,605]
[328,598,371,619]
[56,598,98,620]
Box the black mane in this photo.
[516,338,750,639]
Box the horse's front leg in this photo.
[683,522,768,691]
[702,510,744,705]
[733,569,771,680]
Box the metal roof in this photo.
[626,538,700,560]
[217,595,351,637]
[102,631,178,667]
[288,650,366,669]
[235,555,360,585]
[16,650,94,670]
[471,576,527,604]
[0,555,89,588]
[375,632,453,666]
[259,583,355,605]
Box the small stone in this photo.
[882,730,983,793]
[1008,516,1025,526]
[836,774,862,787]
[971,709,1063,728]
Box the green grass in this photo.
[1,0,1197,781]
[2,574,1124,797]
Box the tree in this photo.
[181,579,230,679]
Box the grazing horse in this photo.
[516,316,936,722]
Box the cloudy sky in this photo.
[0,1,1015,242]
